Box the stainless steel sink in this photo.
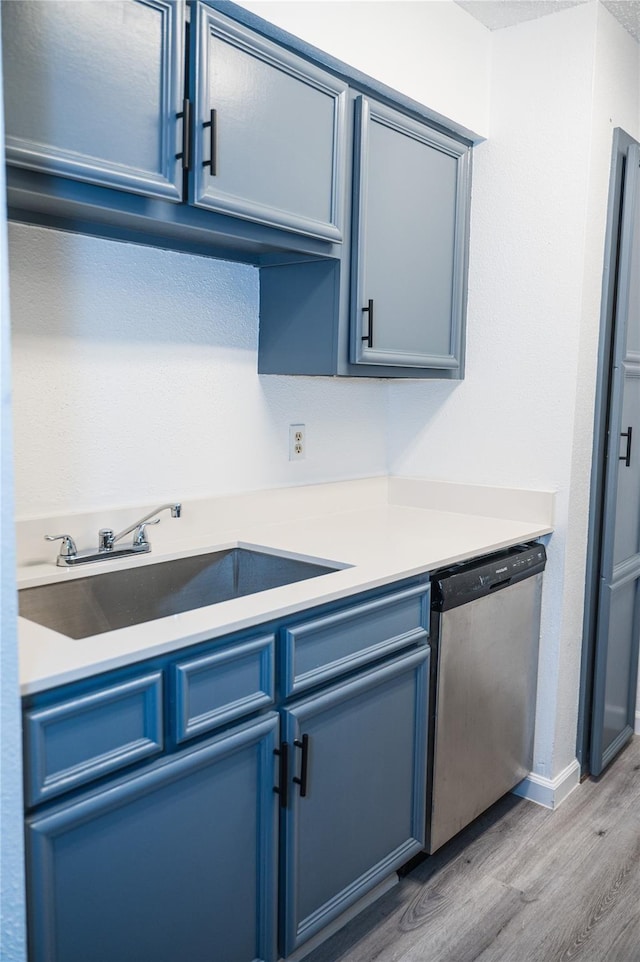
[18,547,340,639]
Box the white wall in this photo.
[9,225,389,517]
[0,19,27,961]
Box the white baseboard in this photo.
[511,758,581,810]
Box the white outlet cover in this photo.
[289,423,305,461]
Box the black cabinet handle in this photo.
[620,426,633,467]
[202,108,217,174]
[176,98,191,171]
[361,299,374,348]
[293,734,310,798]
[273,741,289,808]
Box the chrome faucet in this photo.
[45,503,182,567]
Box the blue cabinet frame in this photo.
[24,671,164,807]
[4,0,474,378]
[22,576,431,961]
[26,713,280,962]
[280,647,429,955]
[191,2,348,242]
[350,96,470,372]
[3,0,185,201]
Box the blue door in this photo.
[26,714,279,962]
[350,96,470,371]
[190,3,347,241]
[280,647,429,956]
[590,143,640,775]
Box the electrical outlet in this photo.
[289,423,305,461]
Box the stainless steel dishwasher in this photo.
[427,542,547,853]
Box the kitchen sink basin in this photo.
[18,547,341,639]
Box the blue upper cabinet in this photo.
[190,3,347,242]
[350,96,471,372]
[2,0,185,201]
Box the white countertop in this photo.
[17,477,554,695]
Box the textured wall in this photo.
[9,225,389,517]
[0,22,27,961]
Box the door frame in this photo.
[577,127,640,775]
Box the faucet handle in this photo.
[45,534,78,558]
[133,518,161,547]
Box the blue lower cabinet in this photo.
[24,671,164,807]
[280,647,430,956]
[26,713,279,962]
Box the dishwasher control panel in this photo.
[431,542,547,612]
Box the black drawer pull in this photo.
[176,98,191,171]
[293,734,310,798]
[620,426,633,467]
[361,299,374,348]
[202,108,217,174]
[273,741,289,809]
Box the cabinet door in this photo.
[190,3,347,241]
[2,0,185,200]
[280,647,429,956]
[26,714,279,962]
[351,96,470,370]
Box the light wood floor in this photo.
[305,737,640,962]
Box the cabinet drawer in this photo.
[24,673,164,807]
[282,584,430,696]
[171,634,275,743]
